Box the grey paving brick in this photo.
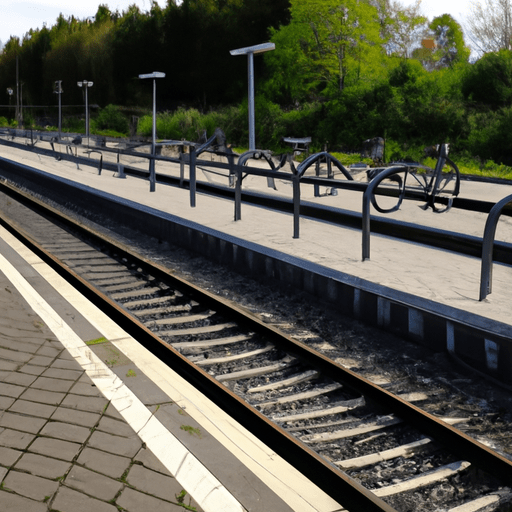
[88,430,142,458]
[65,465,123,501]
[0,412,46,434]
[31,376,75,393]
[1,382,25,398]
[3,372,37,387]
[104,403,124,420]
[51,358,83,371]
[39,421,91,444]
[77,447,131,479]
[0,446,23,466]
[51,486,118,512]
[134,447,171,475]
[36,345,62,358]
[97,416,137,437]
[29,437,82,461]
[27,355,55,367]
[8,399,57,419]
[0,396,15,410]
[41,367,83,381]
[0,488,47,512]
[18,364,45,376]
[127,464,181,502]
[117,486,203,512]
[4,470,60,501]
[20,388,65,405]
[0,360,18,371]
[14,452,71,479]
[61,393,108,413]
[70,381,105,397]
[0,428,36,450]
[0,465,7,480]
[51,407,100,428]
[0,347,32,363]
[0,340,40,354]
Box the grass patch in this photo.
[126,369,136,377]
[180,425,201,438]
[86,337,108,346]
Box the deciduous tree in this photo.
[466,0,512,53]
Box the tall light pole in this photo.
[230,42,275,151]
[139,71,165,192]
[77,80,93,142]
[54,81,63,140]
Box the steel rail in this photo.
[1,180,512,497]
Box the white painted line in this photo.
[0,226,341,512]
[0,247,245,512]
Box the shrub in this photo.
[94,104,129,135]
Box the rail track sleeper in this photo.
[273,397,366,423]
[447,493,508,512]
[110,286,162,299]
[195,345,274,365]
[99,281,147,293]
[247,369,320,393]
[160,322,237,336]
[83,270,133,279]
[134,304,192,316]
[145,311,215,326]
[301,415,402,443]
[123,295,180,308]
[215,356,296,382]
[372,460,471,497]
[171,334,252,349]
[336,437,434,469]
[255,382,343,408]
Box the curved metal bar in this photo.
[238,149,279,189]
[362,166,408,261]
[479,193,512,301]
[296,151,353,180]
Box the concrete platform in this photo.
[0,182,344,509]
[1,138,512,383]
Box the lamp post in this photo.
[138,71,165,192]
[54,81,63,141]
[230,42,275,151]
[77,80,93,143]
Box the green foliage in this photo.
[0,117,9,127]
[94,104,129,134]
[429,14,470,67]
[461,50,512,108]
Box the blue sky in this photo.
[0,0,159,46]
[0,0,472,49]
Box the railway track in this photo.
[0,180,511,512]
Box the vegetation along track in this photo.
[0,179,511,512]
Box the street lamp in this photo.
[54,81,63,141]
[139,71,165,192]
[230,42,275,151]
[77,80,93,142]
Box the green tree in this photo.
[267,0,385,100]
[378,0,428,58]
[461,49,512,108]
[429,14,470,67]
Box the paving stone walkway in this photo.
[0,271,202,512]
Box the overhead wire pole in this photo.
[230,42,275,151]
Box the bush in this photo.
[0,117,9,127]
[94,104,129,135]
